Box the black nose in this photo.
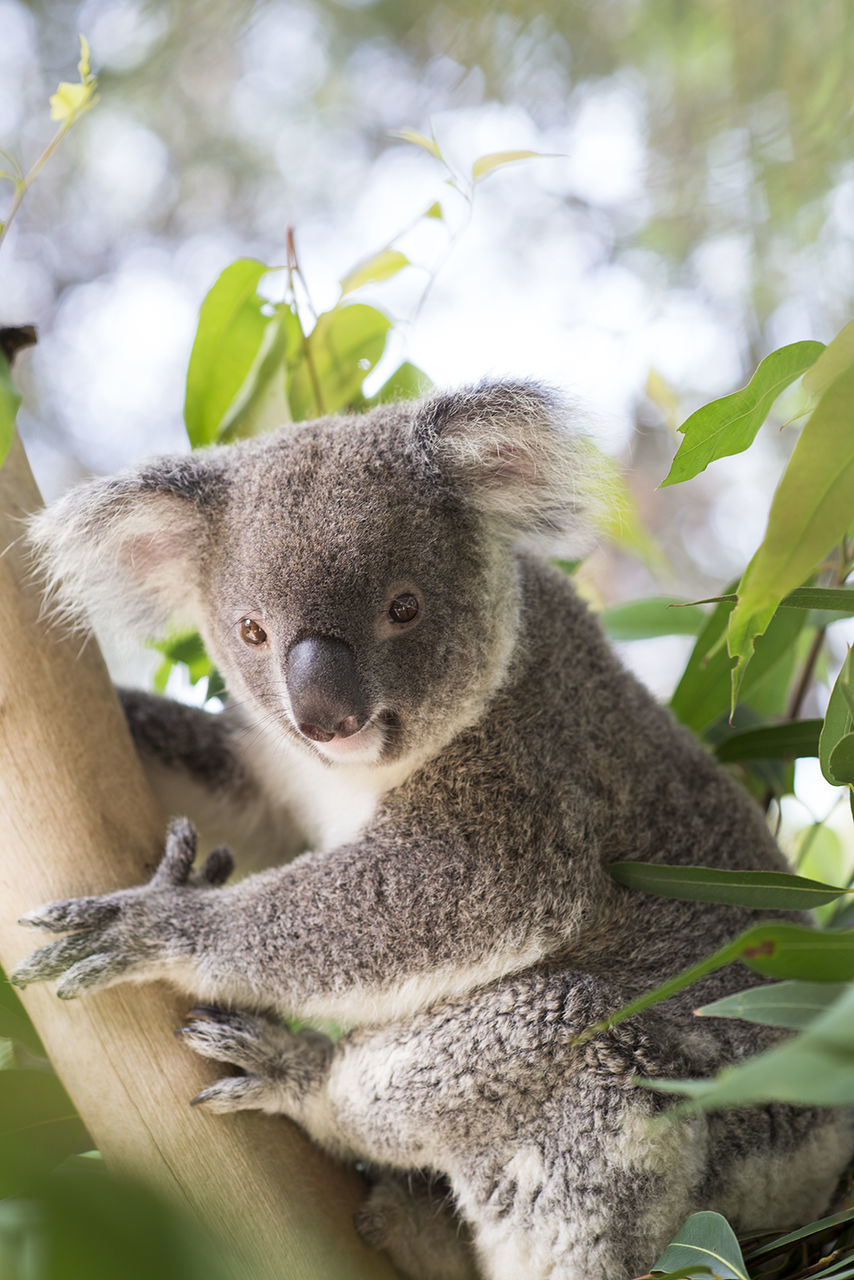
[285,636,368,742]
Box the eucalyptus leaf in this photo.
[728,362,854,709]
[651,1211,748,1280]
[802,319,854,403]
[679,586,854,613]
[471,149,543,181]
[0,350,20,469]
[821,651,854,785]
[645,981,854,1111]
[714,719,822,763]
[600,598,706,642]
[829,733,854,785]
[0,976,44,1056]
[738,923,854,981]
[745,1207,854,1262]
[651,1268,714,1279]
[366,361,432,405]
[340,249,409,296]
[662,341,824,487]
[696,979,849,1029]
[608,862,848,909]
[577,923,854,1045]
[391,127,442,159]
[671,595,804,734]
[0,1070,90,1196]
[287,303,391,420]
[184,259,283,447]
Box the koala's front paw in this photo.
[12,818,233,999]
[177,1006,332,1113]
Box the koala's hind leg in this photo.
[178,1008,480,1279]
[355,1172,480,1280]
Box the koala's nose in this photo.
[285,635,368,743]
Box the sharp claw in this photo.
[188,1005,230,1021]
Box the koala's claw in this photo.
[19,896,121,933]
[189,1076,266,1111]
[151,818,233,888]
[178,1007,333,1113]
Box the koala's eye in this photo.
[240,618,268,646]
[388,594,419,625]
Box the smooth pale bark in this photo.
[0,431,396,1280]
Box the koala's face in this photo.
[200,411,520,767]
[31,381,585,771]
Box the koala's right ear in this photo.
[27,453,224,636]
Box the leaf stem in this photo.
[0,123,70,251]
[285,226,325,416]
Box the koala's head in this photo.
[31,382,592,768]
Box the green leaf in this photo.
[738,923,854,981]
[0,351,20,469]
[340,249,410,296]
[584,443,665,568]
[391,127,442,160]
[365,361,432,406]
[829,733,854,785]
[150,630,222,699]
[577,923,854,1047]
[696,979,849,1029]
[714,718,822,763]
[599,598,706,642]
[728,362,854,708]
[662,341,824,487]
[219,304,298,443]
[646,980,854,1111]
[820,649,854,786]
[0,975,44,1056]
[424,201,443,219]
[802,319,854,403]
[287,303,391,421]
[49,34,99,126]
[745,1207,854,1262]
[184,259,285,447]
[608,862,849,909]
[0,1070,90,1195]
[670,596,804,734]
[680,586,854,613]
[471,149,543,181]
[651,1269,715,1279]
[651,1211,748,1280]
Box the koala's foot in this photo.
[355,1172,480,1280]
[177,1006,332,1113]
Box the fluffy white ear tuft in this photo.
[417,380,600,553]
[27,454,221,638]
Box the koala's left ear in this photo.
[28,451,225,637]
[416,380,597,550]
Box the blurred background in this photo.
[2,0,854,844]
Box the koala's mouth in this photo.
[310,709,402,765]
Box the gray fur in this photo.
[14,382,853,1279]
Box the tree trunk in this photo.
[0,431,397,1280]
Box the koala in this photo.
[12,382,853,1280]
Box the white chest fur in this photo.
[249,724,416,852]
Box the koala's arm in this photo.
[119,690,307,869]
[13,800,592,1024]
